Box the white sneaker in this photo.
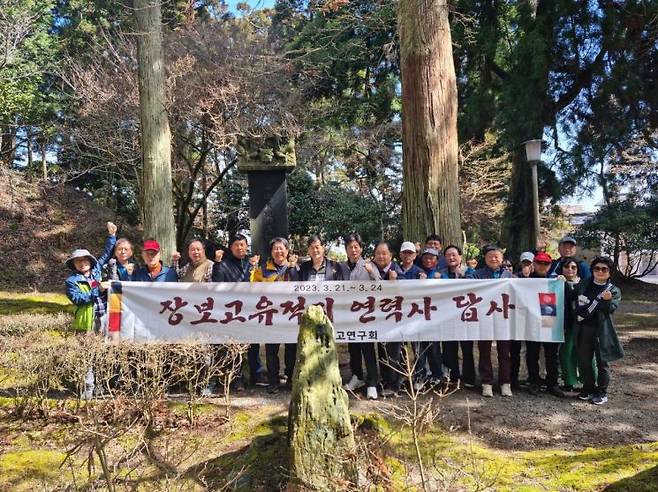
[501,383,513,397]
[366,386,378,400]
[482,384,493,397]
[344,375,366,391]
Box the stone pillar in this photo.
[237,135,296,257]
[287,305,358,490]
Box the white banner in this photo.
[109,279,564,343]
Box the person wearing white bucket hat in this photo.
[64,222,117,400]
[64,221,118,333]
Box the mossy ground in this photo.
[367,411,658,491]
[0,405,655,491]
[0,291,72,315]
[0,449,71,491]
[0,289,656,490]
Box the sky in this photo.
[225,0,275,13]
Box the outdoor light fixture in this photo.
[523,139,543,163]
[522,139,542,246]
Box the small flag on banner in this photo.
[108,282,123,333]
[539,292,557,327]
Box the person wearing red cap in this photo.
[132,239,178,282]
[526,252,564,397]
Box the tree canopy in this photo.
[0,0,656,261]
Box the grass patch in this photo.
[380,418,658,491]
[0,404,656,491]
[0,291,72,315]
[188,425,289,491]
[605,463,658,491]
[0,449,69,491]
[167,401,219,417]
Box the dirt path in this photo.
[223,300,658,451]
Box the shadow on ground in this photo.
[604,464,658,491]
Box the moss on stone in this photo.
[287,305,358,489]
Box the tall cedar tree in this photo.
[134,0,177,261]
[398,0,461,246]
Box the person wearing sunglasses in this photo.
[559,256,591,393]
[574,256,623,405]
[526,252,564,398]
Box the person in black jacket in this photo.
[526,252,564,398]
[465,245,513,397]
[574,256,623,405]
[297,235,349,281]
[211,233,265,389]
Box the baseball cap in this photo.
[520,251,534,263]
[143,239,161,252]
[400,241,417,253]
[421,247,440,257]
[534,252,552,263]
[559,236,577,245]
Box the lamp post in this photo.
[523,139,542,247]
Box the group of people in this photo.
[65,224,623,405]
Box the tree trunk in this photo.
[398,0,462,247]
[288,305,358,490]
[134,0,176,261]
[0,125,17,168]
[40,135,48,180]
[201,163,208,238]
[26,128,34,172]
[502,0,554,260]
[505,148,538,256]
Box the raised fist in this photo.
[388,269,398,280]
[288,254,299,267]
[215,249,224,262]
[364,260,374,274]
[107,222,117,236]
[171,251,181,263]
[601,290,613,301]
